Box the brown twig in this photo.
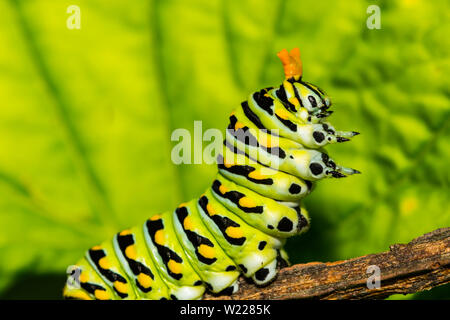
[205,228,450,300]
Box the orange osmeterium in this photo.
[277,48,303,80]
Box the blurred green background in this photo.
[0,0,449,299]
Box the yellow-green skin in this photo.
[63,76,359,300]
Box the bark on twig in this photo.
[205,228,450,300]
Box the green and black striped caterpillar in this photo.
[63,48,360,300]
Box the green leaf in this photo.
[0,0,449,299]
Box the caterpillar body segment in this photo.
[144,212,206,299]
[211,175,308,238]
[172,200,241,293]
[63,48,359,300]
[225,122,350,182]
[217,149,313,202]
[197,191,285,279]
[86,241,137,299]
[64,258,114,300]
[113,226,170,299]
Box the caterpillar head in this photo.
[277,48,359,148]
[292,81,331,115]
[277,48,332,122]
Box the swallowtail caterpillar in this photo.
[63,48,360,300]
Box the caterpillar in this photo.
[63,48,360,300]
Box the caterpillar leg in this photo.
[277,248,290,268]
[246,247,290,286]
[250,208,302,286]
[252,258,278,285]
[226,280,240,294]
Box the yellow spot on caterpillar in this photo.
[94,289,110,300]
[119,229,132,236]
[239,196,257,208]
[150,214,161,221]
[98,257,110,270]
[223,157,235,168]
[230,111,236,116]
[65,289,92,300]
[248,170,266,180]
[283,80,296,97]
[276,107,291,120]
[114,281,128,294]
[234,121,245,130]
[125,245,137,260]
[288,96,300,106]
[79,272,88,283]
[263,92,274,100]
[183,216,193,230]
[225,226,243,239]
[178,202,188,208]
[206,203,216,216]
[91,245,102,251]
[198,244,215,259]
[137,273,152,288]
[297,84,311,98]
[155,230,165,245]
[219,185,228,194]
[168,259,182,274]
